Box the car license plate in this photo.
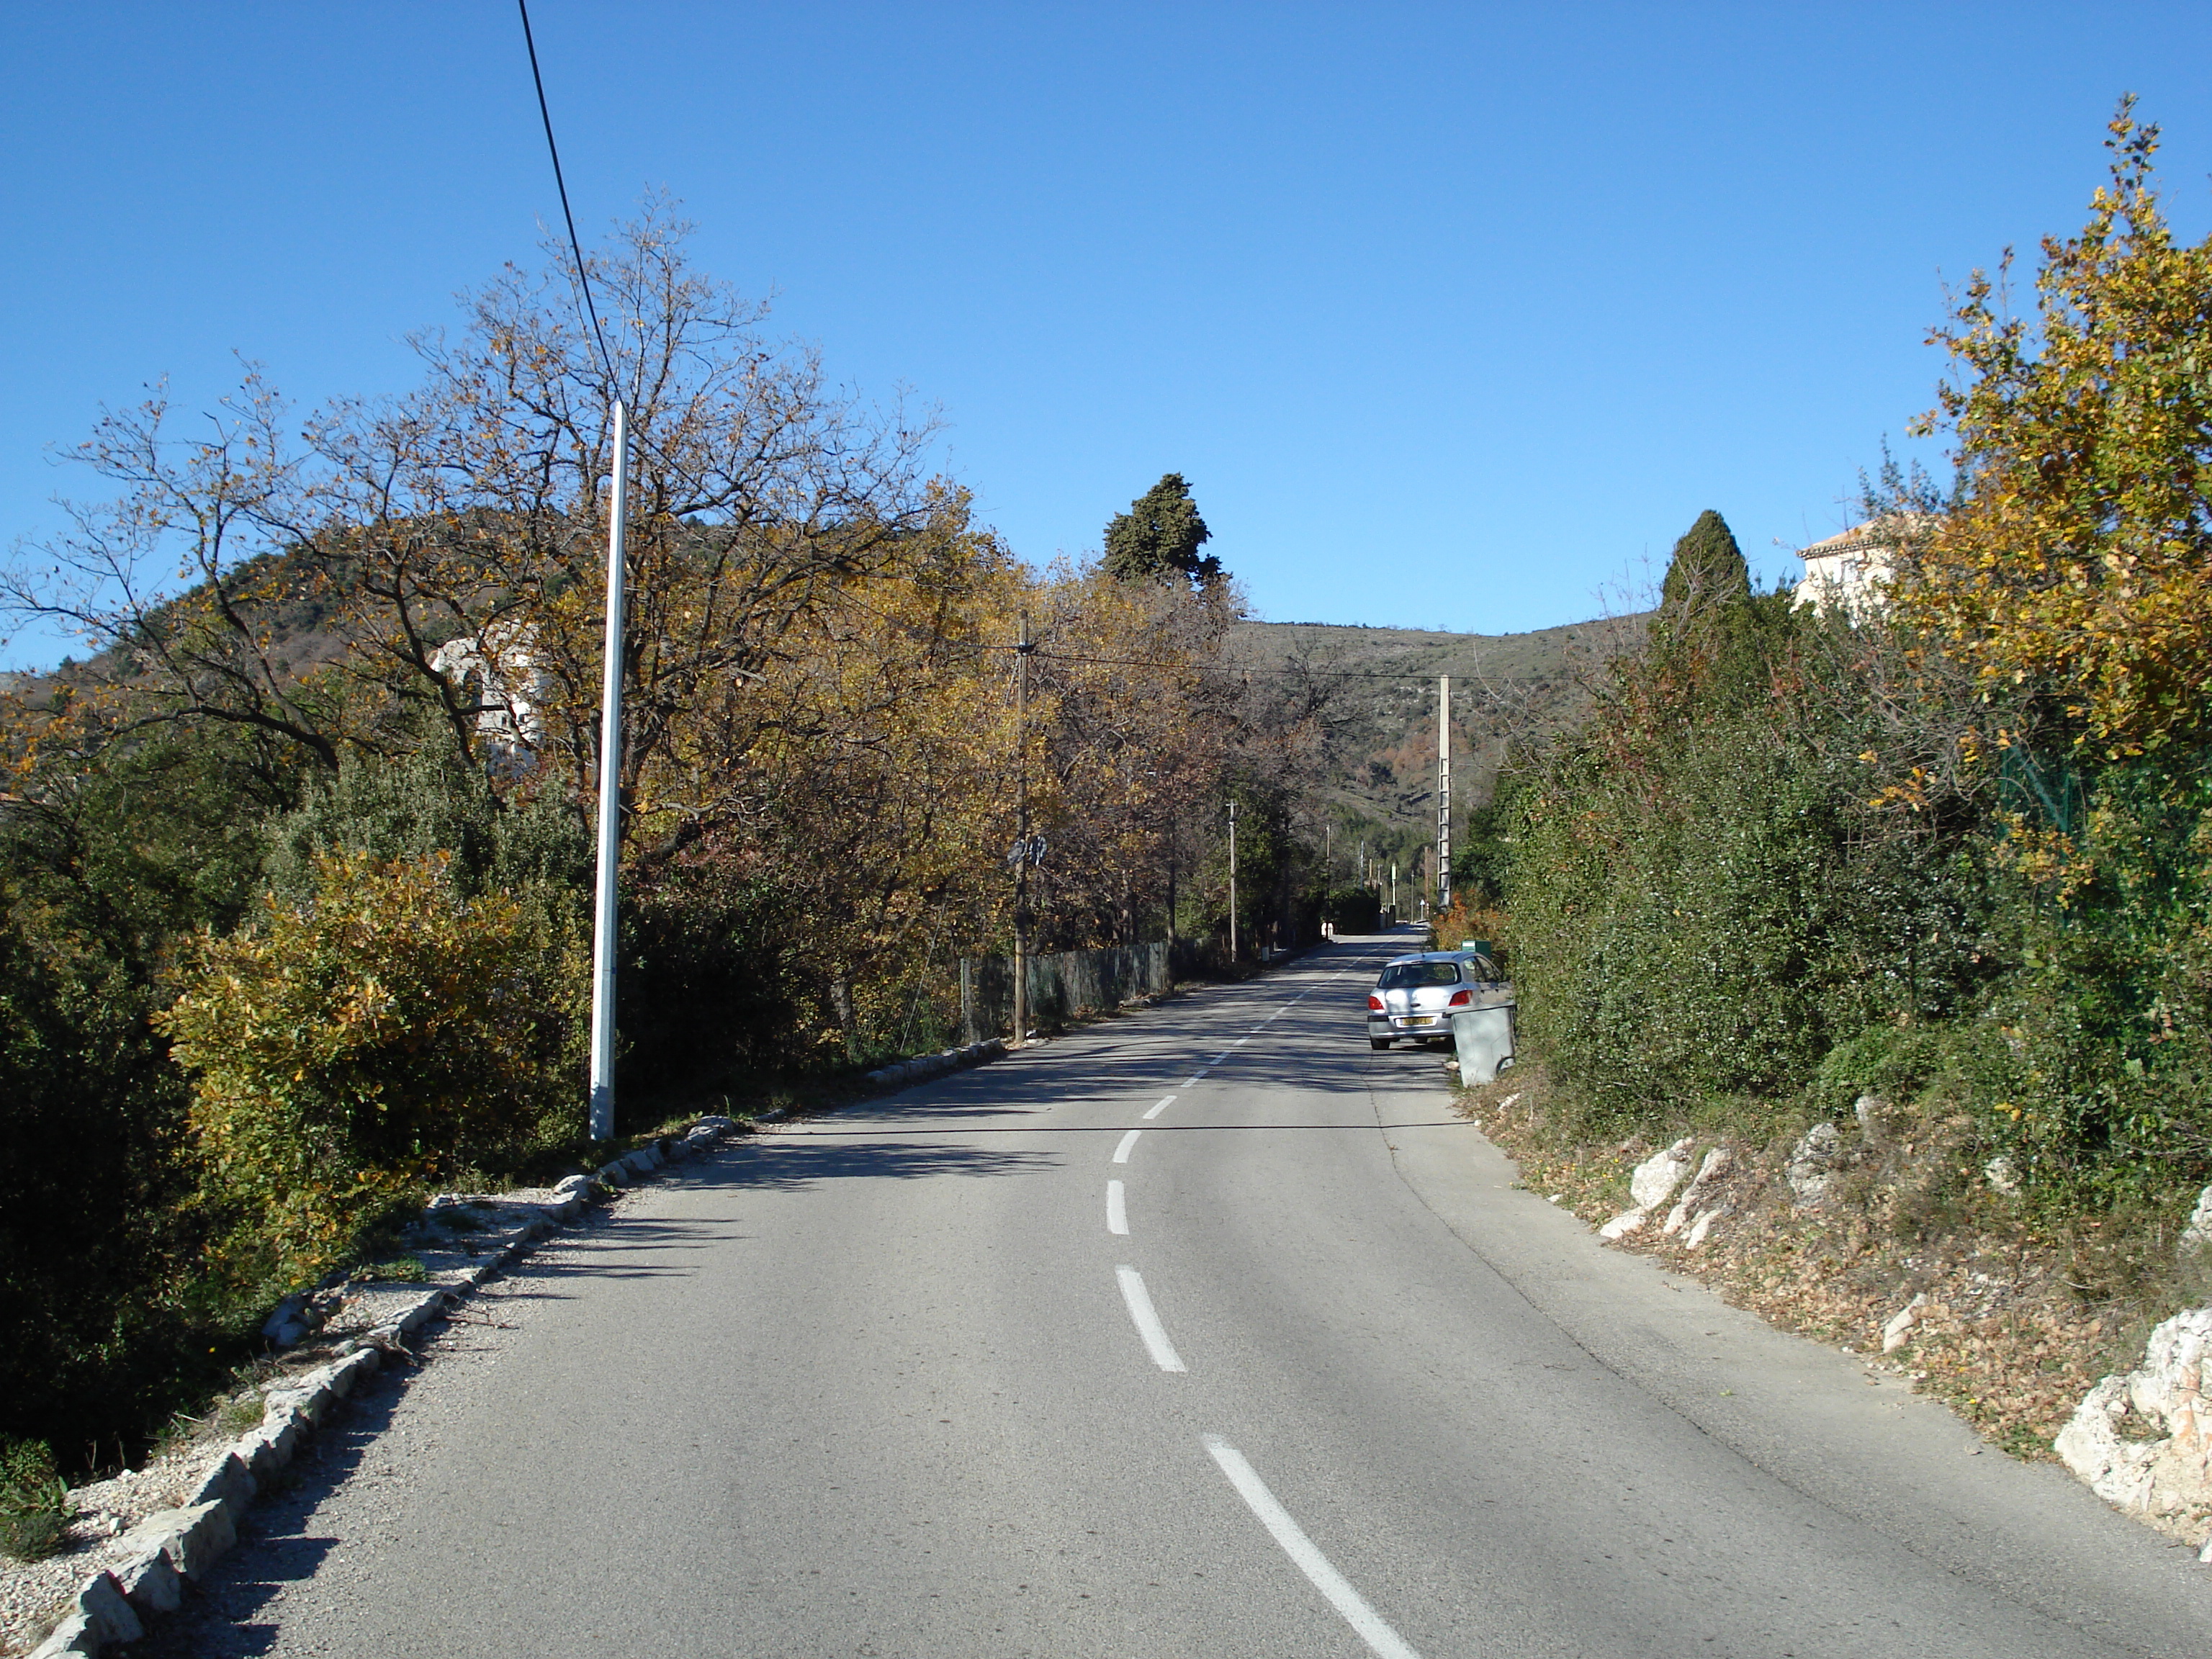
[1403,1015,1436,1026]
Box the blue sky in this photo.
[4,2,2210,666]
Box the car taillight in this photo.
[1367,994,1385,1012]
[1447,989,1472,1009]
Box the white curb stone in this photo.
[76,1570,142,1645]
[184,1452,256,1518]
[27,1611,94,1658]
[119,1500,235,1580]
[393,1288,456,1339]
[114,1549,181,1617]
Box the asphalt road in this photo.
[151,932,2212,1657]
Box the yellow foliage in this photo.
[158,850,575,1290]
[1900,101,2212,759]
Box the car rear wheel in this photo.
[1370,1037,1392,1050]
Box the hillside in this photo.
[1226,613,1645,869]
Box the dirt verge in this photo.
[1454,1066,2210,1474]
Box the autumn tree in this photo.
[1,201,948,836]
[1899,99,2212,762]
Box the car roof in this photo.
[1380,950,1491,966]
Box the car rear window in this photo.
[1377,961,1462,989]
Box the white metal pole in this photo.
[1013,613,1030,1045]
[588,399,629,1141]
[1227,799,1238,963]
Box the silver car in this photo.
[1366,950,1508,1049]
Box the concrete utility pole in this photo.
[1437,674,1452,914]
[1227,799,1239,963]
[588,400,629,1142]
[1012,613,1033,1043]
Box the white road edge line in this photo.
[1144,1094,1176,1120]
[1202,1435,1422,1659]
[1107,1179,1130,1235]
[1115,1266,1185,1372]
[1113,1129,1142,1163]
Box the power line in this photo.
[516,0,617,387]
[822,574,1533,680]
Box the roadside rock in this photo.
[1787,1123,1843,1205]
[1854,1093,1890,1148]
[1631,1138,1697,1210]
[1984,1155,2023,1196]
[259,1292,323,1349]
[1598,1138,1699,1241]
[2056,1305,2212,1546]
[1881,1292,1928,1354]
[1662,1148,1732,1237]
[1597,1208,1647,1241]
[2179,1187,2212,1253]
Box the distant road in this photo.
[153,933,2210,1657]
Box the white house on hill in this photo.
[1793,519,1908,619]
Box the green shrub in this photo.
[159,849,580,1294]
[1499,516,2001,1140]
[0,1438,69,1561]
[1799,1022,2018,1123]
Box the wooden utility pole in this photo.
[1437,674,1452,914]
[1013,613,1033,1043]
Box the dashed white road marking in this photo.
[1212,1051,1233,1064]
[1186,1071,1209,1085]
[1107,1179,1129,1235]
[1144,1095,1175,1120]
[1112,1129,1141,1163]
[1202,1436,1422,1659]
[1233,1037,1251,1046]
[1115,1267,1185,1372]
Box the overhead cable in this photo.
[516,0,618,387]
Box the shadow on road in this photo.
[680,1136,1058,1190]
[755,1122,1467,1137]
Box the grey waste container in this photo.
[1449,1002,1516,1087]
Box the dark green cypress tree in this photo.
[1659,509,1750,609]
[1102,473,1222,588]
[1647,509,1793,716]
